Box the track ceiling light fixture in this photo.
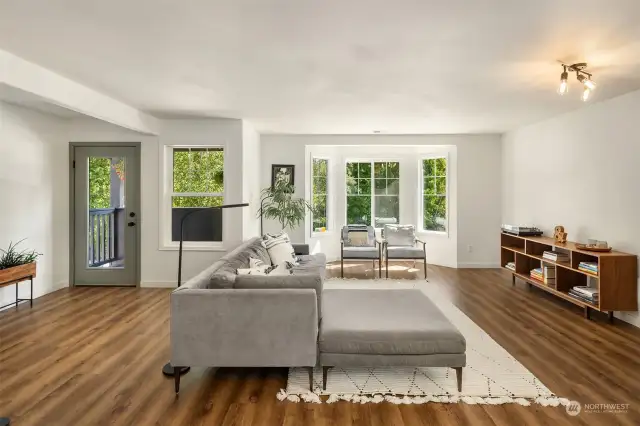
[558,63,596,101]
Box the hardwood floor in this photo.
[1,262,640,425]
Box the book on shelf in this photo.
[530,268,543,281]
[572,286,599,297]
[578,261,598,272]
[569,290,598,304]
[542,250,570,262]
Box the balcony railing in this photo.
[88,208,125,267]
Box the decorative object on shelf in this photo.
[556,62,596,101]
[575,243,612,253]
[553,225,567,243]
[0,240,41,310]
[162,202,249,379]
[258,178,311,234]
[271,164,295,188]
[501,224,543,236]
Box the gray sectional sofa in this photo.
[170,237,325,393]
[170,237,466,394]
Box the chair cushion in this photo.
[383,224,416,246]
[342,225,376,247]
[320,289,465,355]
[342,246,380,259]
[386,246,424,259]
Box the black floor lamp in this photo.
[162,202,249,377]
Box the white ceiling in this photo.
[1,0,640,134]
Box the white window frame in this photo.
[310,156,330,237]
[159,145,226,251]
[344,159,400,229]
[420,154,449,235]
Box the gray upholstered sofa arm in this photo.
[292,244,310,255]
[235,274,323,315]
[171,288,318,368]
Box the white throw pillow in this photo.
[261,232,298,266]
[268,261,294,276]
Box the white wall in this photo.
[241,121,261,239]
[261,134,502,268]
[502,88,640,326]
[0,102,69,308]
[68,117,248,287]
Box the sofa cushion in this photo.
[210,237,263,289]
[293,253,327,279]
[320,289,465,355]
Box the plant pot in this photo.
[0,262,37,286]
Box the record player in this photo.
[501,224,543,236]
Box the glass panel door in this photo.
[73,146,139,286]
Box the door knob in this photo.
[128,222,136,227]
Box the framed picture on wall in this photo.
[271,164,295,188]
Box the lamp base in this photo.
[0,417,10,426]
[162,362,190,377]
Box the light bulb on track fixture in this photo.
[582,87,591,102]
[577,73,596,90]
[558,66,569,95]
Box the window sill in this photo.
[311,231,333,238]
[159,242,226,252]
[417,230,449,238]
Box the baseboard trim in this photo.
[457,263,501,269]
[616,312,640,328]
[141,281,177,289]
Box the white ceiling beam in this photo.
[0,50,159,135]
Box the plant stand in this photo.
[0,263,36,310]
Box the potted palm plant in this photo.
[0,240,41,286]
[258,178,312,232]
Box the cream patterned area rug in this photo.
[279,278,568,406]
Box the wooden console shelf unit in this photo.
[501,233,637,321]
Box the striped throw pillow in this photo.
[261,232,298,266]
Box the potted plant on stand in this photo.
[0,240,41,308]
[258,178,312,235]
